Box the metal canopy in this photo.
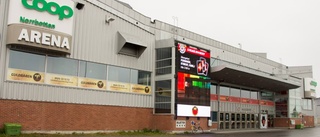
[210,65,300,92]
[117,31,147,58]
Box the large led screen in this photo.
[177,43,210,76]
[176,42,211,117]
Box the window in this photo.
[9,50,45,72]
[156,48,172,75]
[220,113,224,121]
[251,92,258,99]
[210,85,217,94]
[220,86,230,96]
[225,113,229,121]
[211,111,218,122]
[241,114,245,121]
[231,113,235,121]
[230,87,240,97]
[79,61,107,80]
[108,66,130,83]
[47,56,78,76]
[131,70,151,86]
[236,114,240,121]
[290,98,301,118]
[302,99,312,110]
[155,80,171,113]
[241,89,250,98]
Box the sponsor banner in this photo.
[210,94,218,101]
[78,77,106,90]
[177,104,210,117]
[219,96,241,102]
[107,81,130,92]
[241,98,260,104]
[131,84,151,94]
[46,73,77,87]
[228,96,241,103]
[251,99,259,104]
[7,68,44,83]
[219,95,229,102]
[260,100,275,106]
[241,98,251,104]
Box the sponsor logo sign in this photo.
[21,0,73,20]
[7,68,44,83]
[78,78,107,90]
[46,73,77,87]
[131,84,151,94]
[107,81,130,92]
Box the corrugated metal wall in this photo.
[2,81,153,108]
[153,20,288,75]
[0,0,9,99]
[71,0,155,71]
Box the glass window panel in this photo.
[156,48,172,76]
[108,66,130,83]
[211,112,218,122]
[230,88,240,97]
[155,80,171,114]
[138,71,151,85]
[220,86,229,96]
[47,56,78,76]
[156,48,172,60]
[251,92,258,99]
[131,70,151,85]
[241,89,250,98]
[225,113,229,121]
[9,50,45,72]
[210,85,217,94]
[79,61,106,79]
[308,100,312,110]
[220,113,224,121]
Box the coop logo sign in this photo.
[21,0,74,20]
[310,81,317,87]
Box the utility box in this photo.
[4,123,22,135]
[295,124,304,129]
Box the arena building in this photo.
[0,0,317,133]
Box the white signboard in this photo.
[176,120,186,128]
[177,104,210,117]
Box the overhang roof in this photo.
[210,65,300,92]
[117,31,147,58]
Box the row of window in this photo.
[9,50,151,85]
[217,86,258,99]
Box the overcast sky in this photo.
[119,0,320,94]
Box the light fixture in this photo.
[76,2,85,10]
[105,15,115,24]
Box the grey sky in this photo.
[119,0,320,94]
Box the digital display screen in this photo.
[177,43,210,76]
[177,72,210,106]
[176,42,211,117]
